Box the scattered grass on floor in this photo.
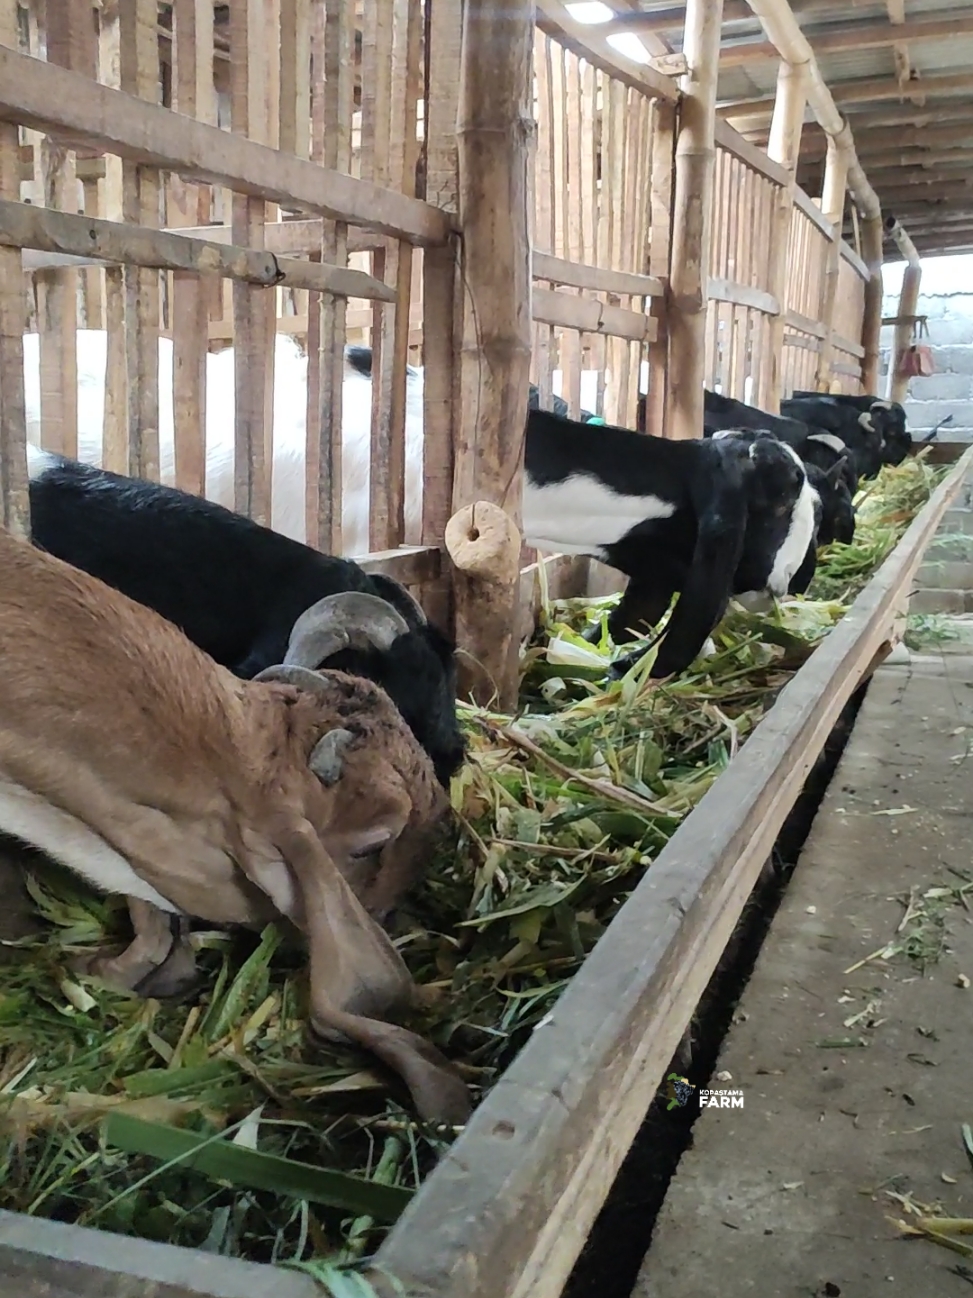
[0,452,950,1272]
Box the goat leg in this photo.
[72,898,196,997]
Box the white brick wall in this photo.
[878,253,973,438]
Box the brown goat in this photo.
[0,525,469,1125]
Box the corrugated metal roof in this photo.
[622,0,973,254]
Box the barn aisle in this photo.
[634,649,973,1298]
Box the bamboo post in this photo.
[860,214,884,393]
[169,0,216,497]
[664,0,724,439]
[418,0,464,631]
[813,137,848,391]
[0,0,29,537]
[450,0,534,709]
[120,0,162,482]
[307,0,353,555]
[230,0,279,527]
[35,0,93,460]
[886,214,922,403]
[759,58,808,412]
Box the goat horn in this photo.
[365,573,428,628]
[309,728,355,785]
[284,592,411,668]
[253,663,335,695]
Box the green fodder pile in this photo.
[0,452,948,1269]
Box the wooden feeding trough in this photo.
[2,447,970,1298]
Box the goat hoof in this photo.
[133,941,201,1001]
[581,622,603,645]
[68,949,143,994]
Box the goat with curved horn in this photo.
[284,591,411,669]
[254,664,357,785]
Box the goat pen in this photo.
[0,1,950,1296]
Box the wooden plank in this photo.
[831,331,866,359]
[0,199,395,299]
[357,544,441,584]
[839,239,869,281]
[0,1210,321,1298]
[532,252,662,300]
[784,307,828,339]
[791,182,834,238]
[707,275,779,316]
[534,0,678,104]
[713,119,790,188]
[0,44,450,245]
[532,286,657,342]
[370,445,973,1298]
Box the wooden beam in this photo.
[718,14,973,67]
[368,446,973,1298]
[665,0,724,440]
[0,199,396,300]
[0,44,450,244]
[531,287,658,342]
[720,69,973,119]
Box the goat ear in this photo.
[309,728,355,785]
[268,815,470,1125]
[824,454,848,486]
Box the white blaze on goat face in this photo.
[765,441,818,597]
[522,473,677,559]
[805,431,847,456]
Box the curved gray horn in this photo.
[309,728,355,785]
[366,572,428,627]
[253,663,336,697]
[284,591,411,668]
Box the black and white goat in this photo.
[523,415,819,677]
[702,390,857,543]
[25,447,466,788]
[780,393,907,476]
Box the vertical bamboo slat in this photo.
[666,0,723,439]
[646,100,674,434]
[0,0,29,536]
[759,59,807,412]
[170,0,215,497]
[307,0,353,555]
[120,0,162,481]
[230,0,278,527]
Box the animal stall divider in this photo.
[0,452,968,1298]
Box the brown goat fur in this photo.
[0,524,468,1124]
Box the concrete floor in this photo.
[634,650,973,1298]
